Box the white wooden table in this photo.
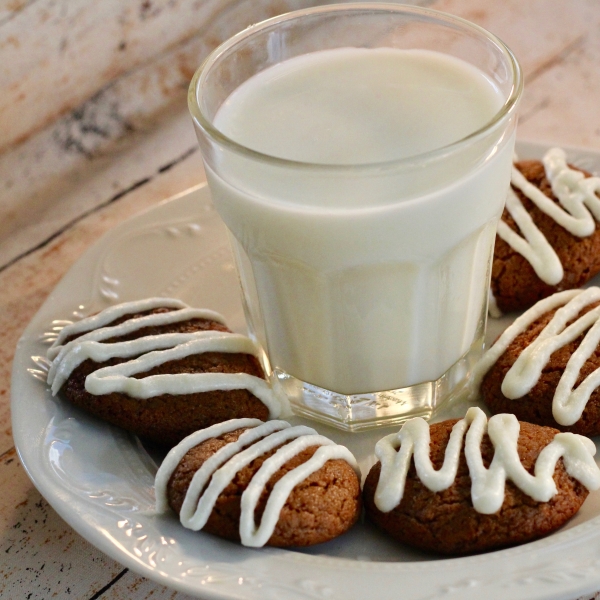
[2,0,600,598]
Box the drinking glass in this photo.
[188,3,522,431]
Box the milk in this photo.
[205,47,514,395]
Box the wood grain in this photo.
[1,0,600,598]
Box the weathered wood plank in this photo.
[0,105,200,269]
[0,0,234,150]
[434,0,600,148]
[0,0,327,153]
[0,0,327,269]
[0,447,124,599]
[96,571,198,599]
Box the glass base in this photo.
[272,336,484,432]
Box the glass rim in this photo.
[188,2,523,172]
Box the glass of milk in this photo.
[188,4,522,431]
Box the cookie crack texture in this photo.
[363,420,589,555]
[167,427,361,548]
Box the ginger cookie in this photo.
[47,298,286,447]
[491,148,600,313]
[363,407,599,554]
[155,419,361,547]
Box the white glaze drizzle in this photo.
[47,306,226,361]
[497,185,563,285]
[155,419,360,547]
[154,418,267,513]
[46,300,289,418]
[48,332,200,394]
[374,406,600,515]
[84,332,284,418]
[472,287,600,426]
[498,148,600,285]
[49,298,190,350]
[177,420,290,521]
[488,288,503,319]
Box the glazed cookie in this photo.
[46,298,286,446]
[491,148,600,313]
[363,407,600,555]
[155,419,362,547]
[477,287,600,435]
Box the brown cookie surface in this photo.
[363,419,588,555]
[167,426,362,547]
[56,307,271,447]
[491,160,600,313]
[481,301,600,435]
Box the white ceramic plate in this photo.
[12,141,600,600]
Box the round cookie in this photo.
[363,408,599,555]
[491,151,600,313]
[155,419,362,547]
[46,298,285,447]
[478,287,600,435]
